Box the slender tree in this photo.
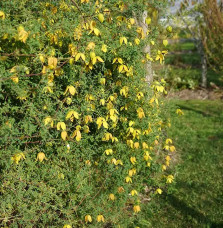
[201,0,223,72]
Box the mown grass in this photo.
[138,100,223,227]
[167,41,197,52]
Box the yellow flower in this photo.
[101,44,107,53]
[133,205,141,213]
[96,117,108,129]
[163,39,168,47]
[162,165,167,171]
[128,168,136,177]
[71,125,82,141]
[86,42,95,50]
[155,50,168,64]
[134,38,140,45]
[11,153,25,164]
[83,125,90,133]
[105,149,113,155]
[44,116,54,127]
[85,215,92,223]
[63,225,72,228]
[66,110,79,122]
[125,176,132,183]
[48,57,58,69]
[18,26,29,43]
[97,215,105,223]
[61,131,68,141]
[170,145,176,152]
[75,52,86,62]
[120,86,129,98]
[0,11,6,20]
[137,107,145,119]
[109,193,115,201]
[134,142,139,149]
[57,122,66,131]
[98,13,104,23]
[129,18,135,25]
[84,115,93,124]
[99,78,106,85]
[39,54,45,63]
[142,142,148,149]
[36,152,47,162]
[11,76,19,83]
[146,17,151,25]
[120,36,127,45]
[136,92,144,100]
[176,109,184,116]
[131,189,138,196]
[100,99,105,106]
[64,86,77,96]
[130,157,136,165]
[113,57,123,64]
[165,138,173,144]
[166,175,174,183]
[85,160,91,166]
[167,26,173,33]
[156,188,162,194]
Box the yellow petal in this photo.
[163,40,168,47]
[76,130,81,141]
[48,57,57,69]
[61,131,68,140]
[57,122,66,130]
[0,11,6,20]
[98,13,104,23]
[101,44,107,53]
[96,56,104,63]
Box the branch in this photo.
[70,0,83,14]
[0,53,36,57]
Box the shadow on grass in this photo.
[162,192,223,228]
[177,104,213,117]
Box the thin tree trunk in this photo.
[134,11,153,85]
[141,11,153,84]
[201,43,208,88]
[198,34,208,88]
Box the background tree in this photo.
[201,0,223,72]
[171,0,208,88]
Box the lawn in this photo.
[138,99,223,227]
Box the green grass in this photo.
[167,42,197,52]
[139,100,223,227]
[166,53,200,66]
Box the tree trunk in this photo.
[201,46,208,88]
[141,11,153,84]
[134,11,153,85]
[198,37,208,88]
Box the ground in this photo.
[139,99,223,228]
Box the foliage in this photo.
[0,0,174,227]
[163,66,199,90]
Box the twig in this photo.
[0,53,36,57]
[70,0,83,14]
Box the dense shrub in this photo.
[0,0,174,227]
